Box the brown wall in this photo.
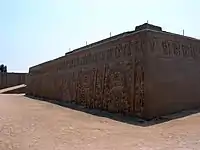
[144,30,200,119]
[27,29,200,120]
[27,31,147,118]
[0,73,27,89]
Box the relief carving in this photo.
[107,69,125,112]
[149,39,156,52]
[172,42,181,56]
[159,39,200,59]
[104,62,131,114]
[135,41,141,53]
[114,45,121,58]
[28,37,147,117]
[182,44,190,57]
[134,40,145,116]
[134,60,144,116]
[87,53,92,63]
[61,78,70,101]
[162,40,171,56]
[61,42,135,70]
[93,68,104,109]
[61,72,76,102]
[97,51,104,61]
[76,69,95,107]
[121,43,129,57]
[106,48,114,60]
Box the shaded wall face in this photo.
[145,31,200,119]
[27,32,146,117]
[0,73,27,89]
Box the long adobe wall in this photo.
[144,30,200,119]
[0,73,27,89]
[27,28,200,120]
[27,30,147,118]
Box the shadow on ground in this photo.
[25,95,200,127]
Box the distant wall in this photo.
[0,73,27,89]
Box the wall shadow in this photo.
[25,95,200,127]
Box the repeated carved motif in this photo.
[124,61,134,114]
[46,75,54,99]
[27,31,200,120]
[104,62,133,114]
[149,38,156,52]
[76,69,96,108]
[55,74,63,100]
[159,40,200,59]
[133,39,145,116]
[28,39,144,117]
[42,74,48,98]
[121,42,132,57]
[93,68,104,109]
[134,60,144,116]
[172,42,181,56]
[60,72,76,102]
[49,42,135,73]
[68,72,77,102]
[161,40,172,56]
[61,76,70,102]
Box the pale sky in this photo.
[0,0,199,72]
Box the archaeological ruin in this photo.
[0,72,27,89]
[26,23,200,120]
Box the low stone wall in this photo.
[0,73,27,89]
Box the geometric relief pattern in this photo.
[60,73,69,102]
[67,72,77,102]
[66,61,135,115]
[133,39,145,116]
[76,69,95,107]
[104,61,133,114]
[27,40,145,118]
[134,59,145,116]
[94,67,104,110]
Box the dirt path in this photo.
[0,94,200,150]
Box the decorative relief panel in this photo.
[149,36,200,59]
[76,69,96,107]
[93,67,104,109]
[103,61,134,114]
[134,60,144,116]
[27,38,144,117]
[134,39,145,116]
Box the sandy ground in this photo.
[0,94,200,150]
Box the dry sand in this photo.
[0,94,200,150]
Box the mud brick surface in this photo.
[27,29,200,119]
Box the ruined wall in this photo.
[0,73,27,89]
[145,30,200,119]
[27,28,200,120]
[27,31,147,118]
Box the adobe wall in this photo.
[27,31,147,118]
[27,28,200,120]
[144,30,200,119]
[0,73,27,89]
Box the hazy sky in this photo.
[0,0,199,72]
